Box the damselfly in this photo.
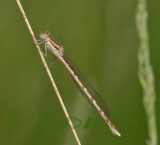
[38,31,121,136]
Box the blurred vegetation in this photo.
[136,0,158,145]
[0,0,159,145]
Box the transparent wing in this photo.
[63,52,110,117]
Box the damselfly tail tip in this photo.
[110,127,121,137]
[113,130,121,137]
[108,123,121,137]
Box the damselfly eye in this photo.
[45,31,50,36]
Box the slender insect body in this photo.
[45,41,62,58]
[39,31,121,137]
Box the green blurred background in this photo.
[0,0,159,145]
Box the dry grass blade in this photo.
[16,0,81,144]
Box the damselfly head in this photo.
[40,31,50,40]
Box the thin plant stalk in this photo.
[16,0,81,144]
[136,0,158,145]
